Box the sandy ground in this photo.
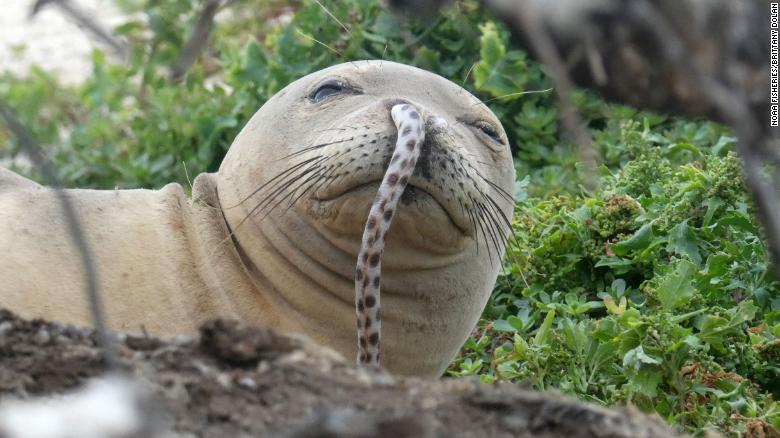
[0,0,126,83]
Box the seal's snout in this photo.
[383,99,448,137]
[384,98,411,110]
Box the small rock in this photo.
[238,377,257,390]
[0,321,13,344]
[34,328,51,345]
[216,373,233,390]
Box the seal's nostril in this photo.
[430,116,448,130]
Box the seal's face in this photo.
[218,61,515,376]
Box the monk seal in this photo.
[0,60,515,377]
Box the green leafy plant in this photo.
[451,120,780,436]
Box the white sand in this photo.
[0,0,126,83]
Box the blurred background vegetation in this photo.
[0,0,778,436]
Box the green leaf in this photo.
[666,222,701,265]
[702,197,724,227]
[704,253,730,278]
[623,345,661,369]
[712,135,736,155]
[515,175,530,202]
[612,223,654,256]
[730,301,758,324]
[629,368,663,398]
[604,296,627,315]
[473,22,527,97]
[611,279,627,296]
[698,315,729,347]
[617,308,644,329]
[492,319,517,332]
[533,309,556,346]
[561,318,588,352]
[657,260,697,310]
[594,257,633,274]
[698,301,757,347]
[715,212,759,235]
[668,142,702,157]
[587,340,618,374]
[507,315,530,332]
[513,333,530,359]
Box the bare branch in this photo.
[31,0,128,59]
[171,0,225,81]
[490,0,601,191]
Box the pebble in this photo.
[33,328,51,345]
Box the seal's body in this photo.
[0,61,515,377]
[0,169,268,335]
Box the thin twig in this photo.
[488,0,600,191]
[0,100,120,371]
[171,0,224,80]
[295,29,342,56]
[458,62,477,94]
[476,88,553,105]
[313,0,350,34]
[31,0,128,59]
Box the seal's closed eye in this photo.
[309,78,352,103]
[475,121,504,145]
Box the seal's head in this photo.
[217,60,515,377]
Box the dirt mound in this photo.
[0,310,685,437]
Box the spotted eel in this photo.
[355,103,425,366]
